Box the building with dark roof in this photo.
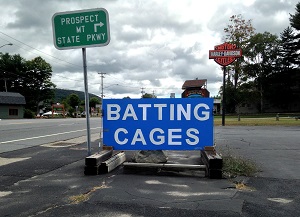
[181,79,210,98]
[0,92,26,119]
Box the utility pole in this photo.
[98,72,106,99]
[141,87,145,98]
[97,72,106,153]
[1,74,9,92]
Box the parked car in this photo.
[42,111,59,117]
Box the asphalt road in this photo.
[0,124,299,216]
[0,118,101,153]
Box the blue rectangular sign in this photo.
[102,98,214,150]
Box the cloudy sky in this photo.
[0,0,298,99]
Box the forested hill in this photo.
[54,88,100,102]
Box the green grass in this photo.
[214,115,300,126]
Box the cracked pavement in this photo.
[0,126,300,216]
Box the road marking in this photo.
[0,121,34,125]
[0,157,31,166]
[268,198,293,204]
[0,191,12,197]
[59,123,75,126]
[0,127,101,144]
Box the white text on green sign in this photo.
[52,8,110,50]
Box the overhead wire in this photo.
[0,32,181,96]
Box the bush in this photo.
[24,109,35,119]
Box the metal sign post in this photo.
[82,48,91,156]
[209,42,242,126]
[222,66,226,126]
[52,8,110,156]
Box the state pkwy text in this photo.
[56,33,106,45]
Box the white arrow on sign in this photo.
[94,22,104,32]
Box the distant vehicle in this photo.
[81,111,86,117]
[42,111,59,117]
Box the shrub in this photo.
[23,109,35,119]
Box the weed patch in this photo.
[222,155,259,177]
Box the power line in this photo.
[0,32,82,69]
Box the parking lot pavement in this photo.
[214,126,300,179]
[0,126,299,216]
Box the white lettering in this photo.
[107,104,120,120]
[86,33,106,41]
[106,102,211,121]
[131,129,146,145]
[60,14,99,26]
[154,104,167,120]
[113,128,202,147]
[177,104,191,120]
[170,104,174,120]
[122,104,137,120]
[138,104,151,120]
[168,129,182,145]
[149,128,164,145]
[186,128,199,145]
[194,103,210,121]
[57,36,80,44]
[76,26,85,33]
[114,128,128,145]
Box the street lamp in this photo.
[0,43,13,49]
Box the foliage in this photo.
[220,2,300,113]
[142,93,156,98]
[24,57,56,113]
[265,27,300,109]
[0,54,56,113]
[289,2,300,34]
[89,97,101,109]
[224,14,255,89]
[23,109,35,119]
[54,88,100,102]
[67,93,81,109]
[242,32,280,112]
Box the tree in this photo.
[142,93,156,98]
[0,54,56,113]
[266,27,300,109]
[89,97,101,109]
[224,14,256,89]
[221,15,256,112]
[243,32,280,112]
[0,53,26,92]
[67,93,81,109]
[24,57,56,113]
[289,2,300,37]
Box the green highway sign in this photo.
[52,8,110,50]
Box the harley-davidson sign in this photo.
[209,42,242,66]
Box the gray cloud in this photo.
[0,0,297,98]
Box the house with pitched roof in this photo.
[181,79,221,114]
[0,92,26,119]
[181,79,210,98]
